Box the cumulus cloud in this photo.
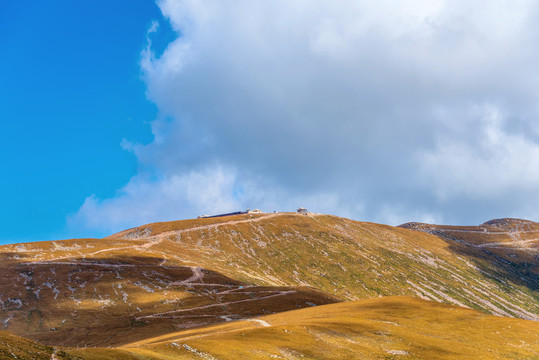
[422,104,539,197]
[70,166,240,233]
[71,0,539,234]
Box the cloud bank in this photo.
[70,0,539,234]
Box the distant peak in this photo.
[400,218,537,230]
[397,222,433,229]
[481,218,536,230]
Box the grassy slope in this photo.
[400,218,538,281]
[0,213,537,349]
[3,297,537,359]
[0,331,55,360]
[0,255,337,347]
[75,296,537,360]
[115,213,538,318]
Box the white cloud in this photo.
[72,0,539,233]
[68,166,241,233]
[421,104,539,199]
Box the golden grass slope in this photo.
[73,296,538,360]
[4,297,536,360]
[0,331,55,360]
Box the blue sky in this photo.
[0,1,172,243]
[2,1,539,244]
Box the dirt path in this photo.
[440,229,539,235]
[125,317,275,347]
[127,213,309,242]
[476,238,539,248]
[102,213,289,256]
[21,261,162,268]
[135,290,295,320]
[22,213,314,263]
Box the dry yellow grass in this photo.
[0,331,54,360]
[109,296,538,359]
[2,296,537,359]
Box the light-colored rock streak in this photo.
[247,318,271,327]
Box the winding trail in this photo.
[476,238,539,248]
[123,213,308,246]
[433,229,539,235]
[135,290,295,320]
[125,317,275,347]
[19,213,314,264]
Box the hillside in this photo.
[0,331,55,360]
[400,218,538,292]
[0,212,537,350]
[108,213,538,318]
[2,297,538,360]
[117,296,539,360]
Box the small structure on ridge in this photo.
[198,208,263,219]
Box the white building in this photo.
[297,207,308,215]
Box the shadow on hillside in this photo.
[0,255,338,348]
[438,237,538,293]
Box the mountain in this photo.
[0,212,537,357]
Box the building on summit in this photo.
[198,208,263,219]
